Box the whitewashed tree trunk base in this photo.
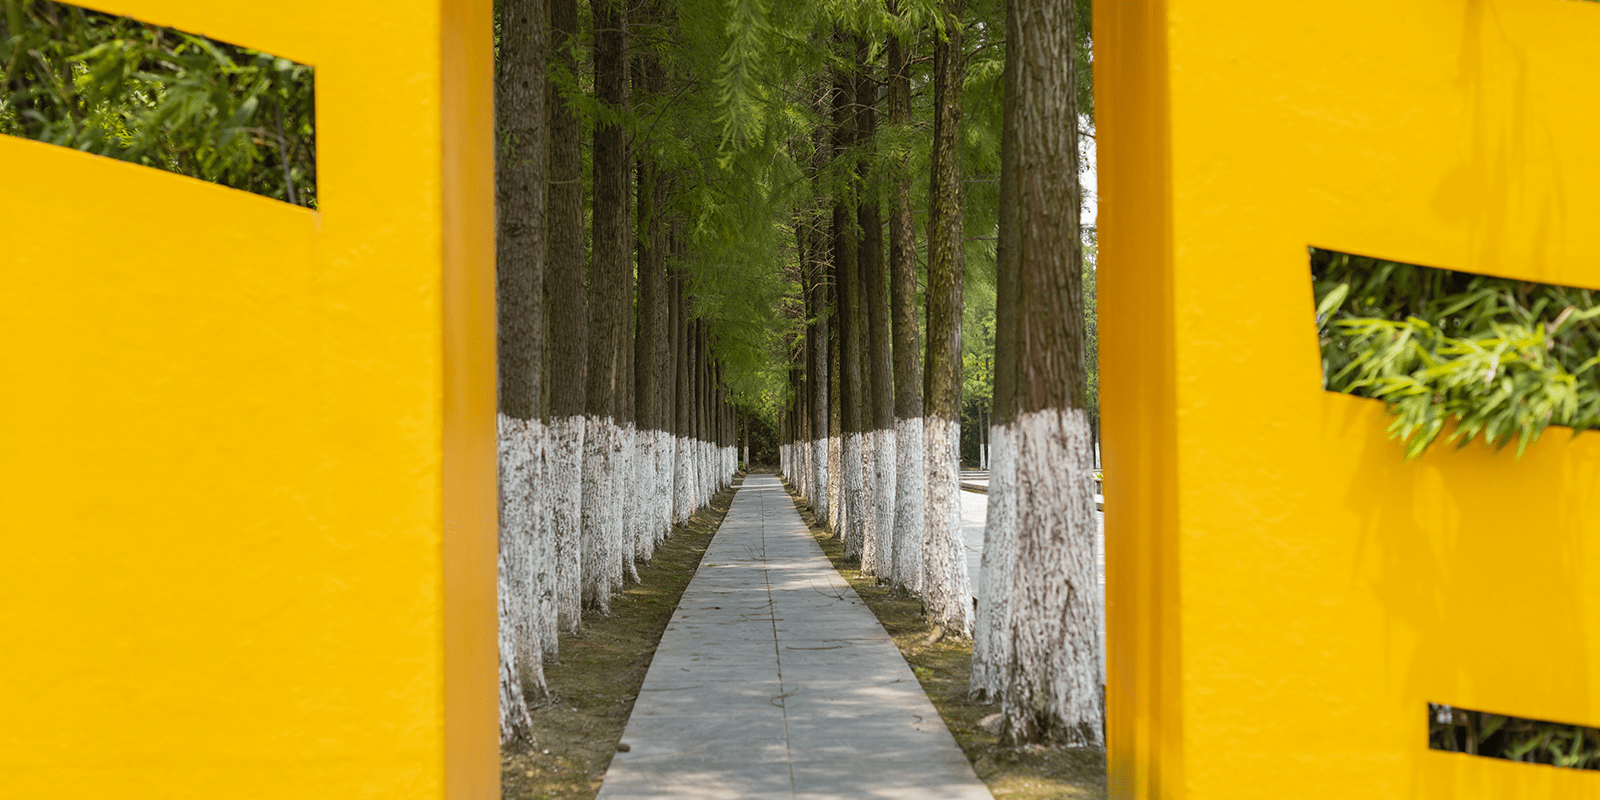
[674,435,693,525]
[654,430,672,545]
[827,434,842,533]
[861,433,881,574]
[610,422,630,590]
[498,544,535,747]
[1000,407,1103,746]
[581,415,613,613]
[813,438,829,526]
[551,415,585,632]
[891,417,924,593]
[971,423,1014,699]
[843,431,864,559]
[922,416,972,634]
[864,430,895,578]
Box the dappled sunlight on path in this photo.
[597,474,992,800]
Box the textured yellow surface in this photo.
[0,1,497,797]
[1098,1,1600,797]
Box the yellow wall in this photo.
[0,1,498,797]
[1098,0,1600,797]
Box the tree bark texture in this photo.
[857,37,895,579]
[582,0,630,611]
[673,270,694,524]
[886,24,924,593]
[546,0,586,634]
[832,46,864,561]
[495,0,552,720]
[922,0,972,634]
[983,0,1101,747]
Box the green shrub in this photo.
[1,0,315,205]
[1313,249,1600,458]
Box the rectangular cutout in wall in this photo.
[1,0,316,206]
[1310,247,1600,457]
[1430,703,1600,771]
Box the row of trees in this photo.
[488,0,1100,749]
[7,0,1105,754]
[771,0,1102,746]
[490,0,788,743]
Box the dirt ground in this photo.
[499,475,739,800]
[785,482,1109,800]
[501,469,1106,800]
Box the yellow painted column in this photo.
[0,1,497,796]
[1099,1,1600,797]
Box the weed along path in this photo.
[597,473,993,800]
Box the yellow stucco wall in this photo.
[1098,1,1600,797]
[0,1,498,797]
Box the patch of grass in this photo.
[500,474,742,800]
[782,480,1108,800]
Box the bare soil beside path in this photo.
[501,475,740,800]
[781,479,1109,800]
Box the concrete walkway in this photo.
[597,473,993,800]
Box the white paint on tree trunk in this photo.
[922,416,972,634]
[860,431,881,574]
[999,407,1103,746]
[654,429,672,545]
[865,429,896,579]
[891,417,925,592]
[498,413,544,690]
[813,437,829,525]
[529,418,557,657]
[610,421,630,590]
[624,422,649,572]
[674,434,693,525]
[498,545,535,746]
[581,415,613,612]
[971,422,1014,699]
[843,431,864,559]
[549,414,585,632]
[827,434,842,533]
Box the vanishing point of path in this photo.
[596,473,993,800]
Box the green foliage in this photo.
[1313,249,1600,458]
[1430,704,1600,771]
[1,0,315,206]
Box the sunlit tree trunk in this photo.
[857,36,895,579]
[830,43,865,560]
[634,28,669,557]
[886,20,924,594]
[922,0,973,633]
[977,0,1102,746]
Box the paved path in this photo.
[598,474,992,800]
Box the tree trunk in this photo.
[803,216,829,520]
[495,0,550,743]
[545,0,586,635]
[582,0,630,612]
[634,30,671,554]
[673,265,693,524]
[831,45,865,561]
[980,0,1100,747]
[857,37,895,580]
[887,21,925,594]
[922,0,972,634]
